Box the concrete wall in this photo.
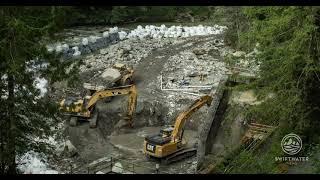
[196,76,228,170]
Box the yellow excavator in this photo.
[143,95,213,164]
[60,84,137,128]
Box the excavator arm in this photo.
[85,85,137,110]
[171,95,213,142]
[126,85,137,126]
[85,84,137,127]
[86,84,137,127]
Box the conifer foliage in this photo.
[0,7,74,174]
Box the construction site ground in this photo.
[50,24,263,174]
[52,33,226,174]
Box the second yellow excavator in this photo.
[60,84,137,128]
[143,95,213,164]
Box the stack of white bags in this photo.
[125,24,227,40]
[49,24,227,57]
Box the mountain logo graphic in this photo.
[281,133,302,155]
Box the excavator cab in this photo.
[145,127,173,151]
[160,126,174,138]
[63,96,78,107]
[60,96,84,113]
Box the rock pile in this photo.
[47,24,227,61]
[161,38,227,90]
[153,37,228,124]
[78,38,187,73]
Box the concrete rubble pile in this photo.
[156,37,228,120]
[162,38,226,85]
[78,38,187,73]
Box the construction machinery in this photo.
[143,95,213,164]
[83,63,134,94]
[60,84,137,128]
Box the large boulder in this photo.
[232,51,246,57]
[193,48,206,55]
[56,140,78,157]
[78,44,91,55]
[103,36,112,44]
[100,49,109,55]
[112,162,123,173]
[109,33,120,43]
[88,42,99,52]
[65,140,77,157]
[100,68,121,82]
[95,38,105,49]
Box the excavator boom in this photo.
[85,85,136,110]
[85,84,137,127]
[171,95,213,141]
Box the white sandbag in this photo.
[82,38,89,46]
[62,44,69,51]
[103,31,109,37]
[72,46,79,52]
[73,50,81,57]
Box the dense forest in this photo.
[0,6,319,174]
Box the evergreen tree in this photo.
[0,6,76,174]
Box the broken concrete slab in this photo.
[232,51,246,57]
[56,140,78,158]
[100,68,121,80]
[112,162,123,173]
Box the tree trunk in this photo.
[7,74,16,174]
[0,124,4,174]
[236,10,241,49]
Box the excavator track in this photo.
[163,148,197,164]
